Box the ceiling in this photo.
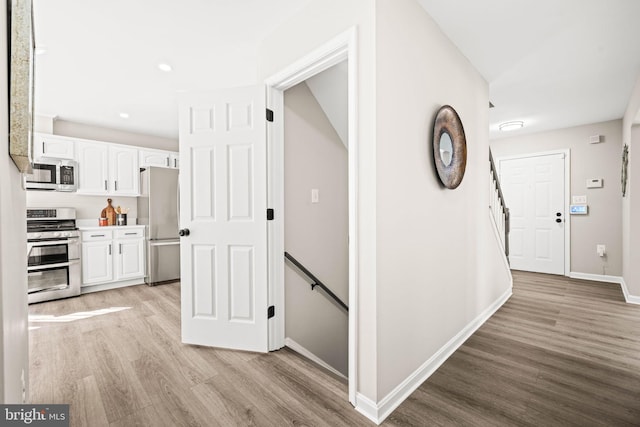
[33,0,640,140]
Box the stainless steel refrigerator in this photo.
[137,167,180,285]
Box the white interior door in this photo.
[499,153,565,275]
[179,86,268,352]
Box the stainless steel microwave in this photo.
[24,158,78,192]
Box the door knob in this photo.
[179,228,190,236]
[555,218,562,223]
[556,212,562,217]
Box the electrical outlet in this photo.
[311,189,319,204]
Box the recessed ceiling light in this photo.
[157,63,172,72]
[119,112,130,119]
[499,121,524,131]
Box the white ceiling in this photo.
[33,0,640,140]
[418,0,640,139]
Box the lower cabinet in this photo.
[81,227,145,288]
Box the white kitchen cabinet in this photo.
[33,133,76,160]
[110,145,140,195]
[139,148,179,169]
[114,229,145,280]
[81,231,114,285]
[76,141,139,195]
[81,227,145,288]
[76,141,109,194]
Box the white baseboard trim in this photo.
[355,287,513,425]
[354,393,379,424]
[284,338,347,380]
[620,277,640,305]
[569,272,640,305]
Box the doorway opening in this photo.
[265,27,358,404]
[280,62,349,379]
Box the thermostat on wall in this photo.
[586,178,603,188]
[570,205,588,215]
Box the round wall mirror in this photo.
[432,105,467,189]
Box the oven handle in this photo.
[27,238,79,255]
[27,260,78,272]
[27,238,77,246]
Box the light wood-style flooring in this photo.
[29,272,640,426]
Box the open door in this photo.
[178,86,268,352]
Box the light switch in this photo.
[311,189,319,203]
[597,244,606,257]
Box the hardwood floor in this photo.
[29,272,640,426]
[385,271,640,427]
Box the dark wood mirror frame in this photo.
[432,105,467,189]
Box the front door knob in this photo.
[179,228,190,236]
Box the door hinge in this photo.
[268,305,275,319]
[266,108,274,122]
[267,208,274,221]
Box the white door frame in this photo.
[497,149,571,276]
[264,27,358,405]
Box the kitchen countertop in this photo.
[78,226,145,231]
[76,218,145,230]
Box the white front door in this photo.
[179,86,268,352]
[499,153,565,275]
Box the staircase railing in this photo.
[489,149,510,260]
[284,252,348,312]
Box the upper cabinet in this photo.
[110,145,139,195]
[139,148,179,169]
[33,133,75,160]
[76,141,109,194]
[76,141,139,196]
[32,133,177,196]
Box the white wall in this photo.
[284,82,348,376]
[1,0,30,402]
[34,117,178,152]
[305,61,349,147]
[260,0,512,412]
[259,0,379,400]
[491,120,623,277]
[374,0,510,398]
[622,75,640,297]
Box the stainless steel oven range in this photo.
[27,208,81,304]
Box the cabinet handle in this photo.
[124,232,137,235]
[108,244,112,255]
[119,243,122,254]
[174,158,177,168]
[42,142,45,153]
[91,234,105,237]
[115,180,118,191]
[166,157,170,167]
[104,180,108,191]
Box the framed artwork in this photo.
[432,105,467,189]
[8,0,35,173]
